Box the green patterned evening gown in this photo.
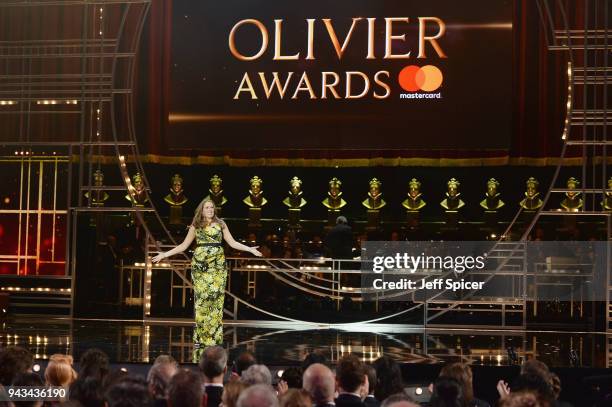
[191,223,227,347]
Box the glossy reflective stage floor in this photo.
[0,317,609,368]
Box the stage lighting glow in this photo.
[415,387,423,395]
[36,100,62,105]
[144,259,153,315]
[277,370,284,377]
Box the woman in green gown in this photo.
[152,198,262,346]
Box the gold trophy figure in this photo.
[602,177,612,210]
[402,178,426,211]
[440,178,465,211]
[362,178,385,230]
[323,177,347,227]
[283,177,307,209]
[283,177,306,229]
[124,172,148,237]
[85,169,109,207]
[362,178,386,210]
[244,176,266,228]
[560,177,583,212]
[164,174,188,206]
[519,177,543,210]
[164,174,188,225]
[480,178,505,211]
[205,175,228,209]
[243,176,267,208]
[322,177,347,210]
[125,172,148,206]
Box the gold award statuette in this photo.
[243,175,267,208]
[84,169,109,206]
[205,175,228,207]
[283,176,307,208]
[362,178,386,210]
[164,174,188,206]
[519,177,543,210]
[322,177,347,210]
[402,178,426,211]
[125,172,148,206]
[602,177,612,210]
[480,178,505,211]
[560,177,583,212]
[440,178,465,210]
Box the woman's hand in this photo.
[151,252,166,263]
[250,246,263,257]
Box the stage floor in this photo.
[0,317,609,368]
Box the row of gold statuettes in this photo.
[85,170,604,213]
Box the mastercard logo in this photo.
[398,65,443,92]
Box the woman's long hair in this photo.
[191,198,224,229]
[440,363,474,404]
[373,356,404,402]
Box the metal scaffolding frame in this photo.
[0,0,154,316]
[532,0,611,365]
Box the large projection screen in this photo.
[168,0,512,151]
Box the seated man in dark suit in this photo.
[335,355,367,407]
[198,346,227,407]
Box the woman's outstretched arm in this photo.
[151,226,196,263]
[222,224,263,257]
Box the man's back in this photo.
[325,224,353,259]
[205,384,223,407]
[335,393,365,407]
